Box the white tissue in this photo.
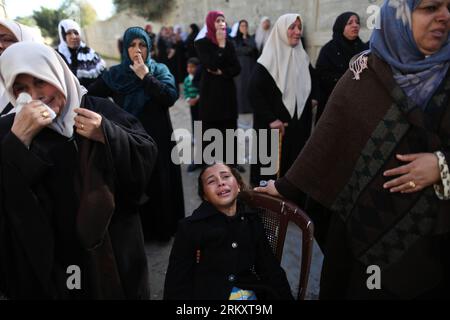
[16,92,57,120]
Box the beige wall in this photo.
[84,0,384,64]
[83,10,161,63]
[165,0,384,63]
[1,0,7,19]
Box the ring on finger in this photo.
[80,123,84,130]
[42,111,49,118]
[408,181,416,189]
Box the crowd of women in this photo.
[1,0,450,300]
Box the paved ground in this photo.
[145,95,324,300]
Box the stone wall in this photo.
[84,0,384,63]
[165,0,384,62]
[1,0,7,19]
[83,10,161,62]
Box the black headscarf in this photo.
[332,12,367,63]
[235,20,250,41]
[187,24,200,42]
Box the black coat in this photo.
[315,38,368,120]
[249,63,318,186]
[164,201,293,300]
[0,96,157,299]
[195,37,241,122]
[88,73,185,242]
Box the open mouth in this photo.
[217,189,231,197]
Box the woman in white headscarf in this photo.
[249,14,317,190]
[254,16,271,56]
[0,42,157,299]
[0,19,42,115]
[56,19,106,88]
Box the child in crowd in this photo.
[184,57,202,172]
[164,163,293,300]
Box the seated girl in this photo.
[164,162,293,300]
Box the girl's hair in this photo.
[198,163,247,200]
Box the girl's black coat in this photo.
[164,201,294,300]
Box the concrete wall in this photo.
[1,0,7,19]
[84,0,384,64]
[83,10,161,62]
[165,0,384,63]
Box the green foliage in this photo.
[15,16,37,27]
[32,6,68,43]
[60,0,98,27]
[113,0,175,20]
[25,0,98,45]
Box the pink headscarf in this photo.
[206,11,225,46]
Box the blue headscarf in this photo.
[370,0,450,109]
[102,27,175,116]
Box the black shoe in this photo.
[235,165,246,173]
[187,164,202,172]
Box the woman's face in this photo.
[412,0,450,55]
[215,16,227,33]
[128,38,148,64]
[0,25,18,56]
[201,164,241,214]
[239,22,248,35]
[262,20,271,31]
[343,15,361,41]
[287,18,302,47]
[13,74,66,116]
[65,29,81,49]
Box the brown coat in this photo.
[276,54,450,299]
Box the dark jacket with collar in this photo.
[0,96,157,299]
[195,37,241,122]
[164,200,294,300]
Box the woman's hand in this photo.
[129,54,149,80]
[74,108,105,144]
[253,180,281,197]
[270,119,289,136]
[207,68,223,76]
[216,28,226,48]
[11,101,53,147]
[383,153,441,194]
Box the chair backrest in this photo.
[240,191,314,300]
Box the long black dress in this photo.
[233,35,258,114]
[88,74,185,242]
[315,35,368,121]
[195,37,241,164]
[249,63,317,188]
[0,96,157,299]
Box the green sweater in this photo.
[184,75,200,100]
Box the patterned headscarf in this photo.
[370,0,450,109]
[102,27,175,117]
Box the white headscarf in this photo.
[258,14,311,120]
[255,16,271,52]
[0,19,43,42]
[57,19,83,64]
[0,42,87,138]
[57,19,105,80]
[195,24,207,41]
[230,22,239,38]
[0,19,43,113]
